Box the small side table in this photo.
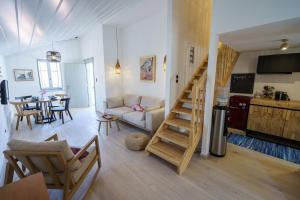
[97,115,120,136]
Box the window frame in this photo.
[37,59,63,91]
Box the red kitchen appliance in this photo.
[229,95,252,131]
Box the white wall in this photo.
[120,10,167,99]
[230,48,300,100]
[0,55,12,185]
[103,25,123,98]
[202,0,300,155]
[80,24,106,112]
[5,39,82,99]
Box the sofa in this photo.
[103,95,165,133]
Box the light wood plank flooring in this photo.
[10,108,300,200]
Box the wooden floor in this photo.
[10,108,300,200]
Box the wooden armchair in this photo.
[3,134,101,200]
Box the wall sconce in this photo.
[163,55,167,72]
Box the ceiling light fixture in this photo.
[46,41,61,62]
[280,39,289,51]
[115,26,121,74]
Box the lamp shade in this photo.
[46,51,61,62]
[115,59,121,74]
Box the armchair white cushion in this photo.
[124,94,141,107]
[106,96,123,108]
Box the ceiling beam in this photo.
[29,0,43,47]
[14,0,20,47]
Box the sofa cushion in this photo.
[107,96,123,108]
[7,139,81,172]
[123,111,146,128]
[124,95,141,107]
[140,96,164,109]
[105,107,133,118]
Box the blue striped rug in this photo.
[228,133,300,165]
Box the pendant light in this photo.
[115,26,121,74]
[280,39,289,51]
[47,41,61,62]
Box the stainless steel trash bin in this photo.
[210,105,229,156]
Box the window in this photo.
[37,60,62,90]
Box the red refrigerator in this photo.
[229,95,252,131]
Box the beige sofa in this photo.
[103,95,165,133]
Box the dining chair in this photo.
[10,101,42,130]
[50,98,73,124]
[15,95,40,111]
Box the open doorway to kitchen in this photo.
[84,58,96,108]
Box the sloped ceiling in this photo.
[221,17,300,52]
[0,0,140,55]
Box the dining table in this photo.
[10,96,62,124]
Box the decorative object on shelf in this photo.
[280,39,289,51]
[115,26,121,74]
[13,69,34,81]
[262,85,274,99]
[163,55,167,72]
[140,55,156,81]
[46,41,61,62]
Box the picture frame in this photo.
[14,69,34,81]
[140,55,156,82]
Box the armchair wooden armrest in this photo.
[45,133,59,141]
[69,135,100,166]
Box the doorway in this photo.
[84,58,96,108]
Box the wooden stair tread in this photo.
[172,108,192,115]
[147,141,184,166]
[180,98,192,103]
[158,129,188,148]
[165,118,191,130]
[184,89,192,93]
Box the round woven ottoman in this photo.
[125,133,150,151]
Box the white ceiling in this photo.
[0,0,141,55]
[220,17,300,52]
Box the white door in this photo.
[85,61,95,107]
[64,63,89,108]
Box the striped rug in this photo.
[228,133,300,165]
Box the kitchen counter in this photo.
[250,98,300,111]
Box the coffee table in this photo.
[97,115,120,136]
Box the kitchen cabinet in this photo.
[247,105,286,137]
[283,110,300,142]
[247,99,300,141]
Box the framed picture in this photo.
[140,55,156,82]
[14,69,34,81]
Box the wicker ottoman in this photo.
[125,133,150,151]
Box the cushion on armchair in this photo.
[7,139,82,172]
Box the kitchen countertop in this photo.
[250,98,300,110]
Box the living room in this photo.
[0,0,299,200]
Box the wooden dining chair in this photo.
[50,98,73,124]
[10,101,41,130]
[3,133,101,200]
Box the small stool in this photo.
[125,133,150,151]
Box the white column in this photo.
[201,32,219,156]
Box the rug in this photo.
[228,133,300,165]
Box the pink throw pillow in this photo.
[131,104,144,112]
